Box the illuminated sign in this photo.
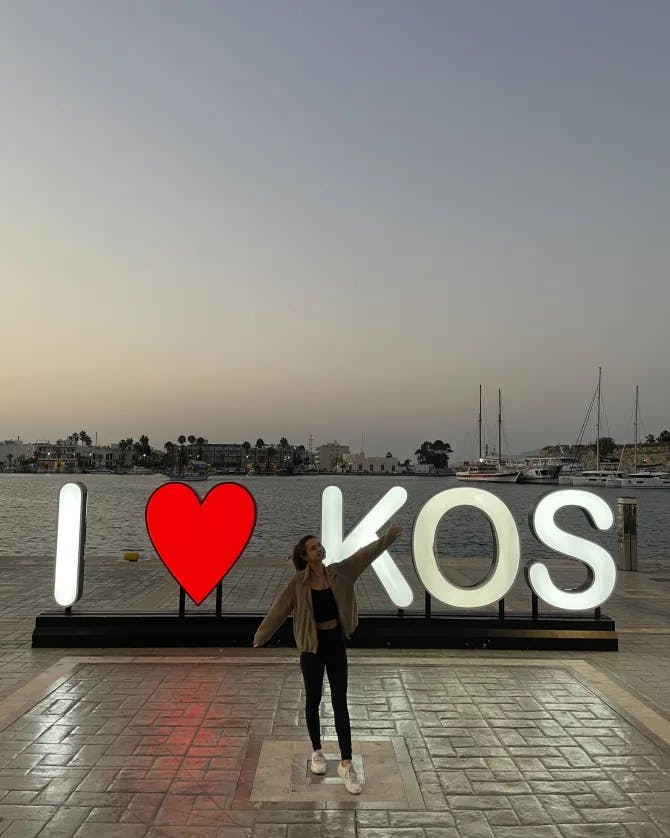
[322,485,414,608]
[527,488,615,610]
[53,483,616,612]
[412,487,521,608]
[145,482,256,605]
[54,482,87,607]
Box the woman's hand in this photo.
[382,524,403,547]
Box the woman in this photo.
[253,524,403,795]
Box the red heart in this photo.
[145,482,256,605]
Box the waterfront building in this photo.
[199,443,245,469]
[348,452,400,474]
[0,439,35,470]
[317,441,351,472]
[79,445,133,471]
[34,440,78,471]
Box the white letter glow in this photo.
[527,489,615,610]
[54,482,87,607]
[321,485,413,608]
[412,487,520,608]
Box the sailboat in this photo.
[608,387,670,489]
[456,388,522,483]
[570,368,623,486]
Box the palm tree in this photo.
[177,435,187,469]
[164,441,175,470]
[196,437,205,461]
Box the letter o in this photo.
[412,487,520,608]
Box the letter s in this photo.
[527,489,615,610]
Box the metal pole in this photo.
[531,593,539,620]
[498,389,502,465]
[424,591,431,619]
[596,366,601,470]
[179,587,186,616]
[617,496,638,571]
[216,582,223,617]
[634,385,639,472]
[478,385,482,459]
[498,599,505,620]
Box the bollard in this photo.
[617,497,637,571]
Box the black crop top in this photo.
[311,587,339,624]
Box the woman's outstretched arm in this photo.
[335,525,403,581]
[253,580,295,647]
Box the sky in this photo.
[2,0,669,462]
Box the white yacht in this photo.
[571,468,623,487]
[517,458,562,484]
[617,468,670,489]
[607,387,670,489]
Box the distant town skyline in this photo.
[3,2,669,462]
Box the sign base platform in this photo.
[32,611,617,650]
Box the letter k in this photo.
[321,486,413,608]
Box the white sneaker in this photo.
[337,762,361,794]
[310,750,327,774]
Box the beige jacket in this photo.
[253,536,390,653]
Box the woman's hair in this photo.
[290,534,317,572]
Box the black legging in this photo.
[299,627,352,761]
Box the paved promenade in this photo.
[0,552,667,836]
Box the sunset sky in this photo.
[2,1,669,460]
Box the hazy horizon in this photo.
[3,1,669,462]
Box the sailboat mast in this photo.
[596,367,602,470]
[634,385,639,472]
[498,389,502,466]
[478,385,482,460]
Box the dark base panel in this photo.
[32,612,618,651]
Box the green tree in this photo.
[177,435,187,467]
[79,430,92,447]
[279,437,289,447]
[645,434,656,444]
[659,430,670,442]
[597,437,616,458]
[415,440,453,470]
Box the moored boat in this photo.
[617,468,670,489]
[456,387,521,483]
[517,458,562,484]
[456,460,521,483]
